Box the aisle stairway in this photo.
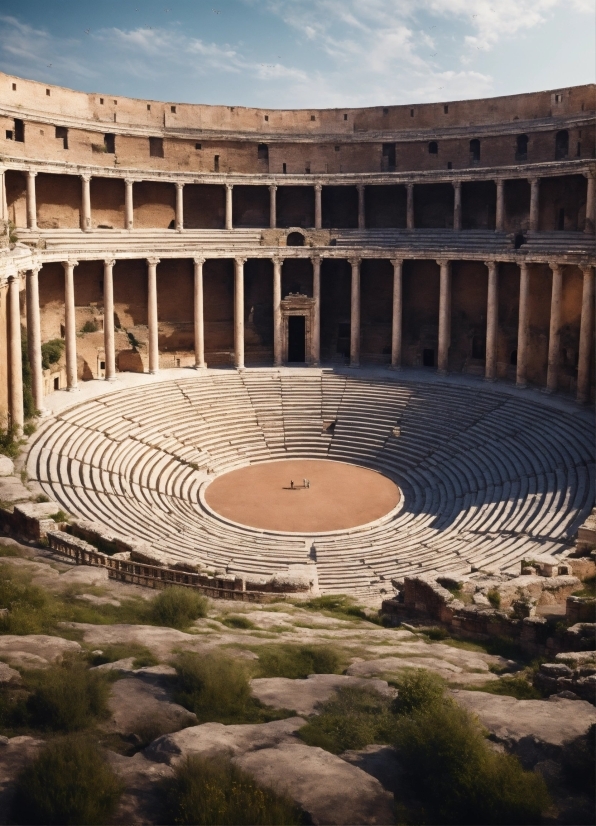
[27,369,594,598]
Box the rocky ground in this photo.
[0,536,594,825]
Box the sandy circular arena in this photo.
[205,459,400,532]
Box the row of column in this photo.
[17,170,596,234]
[8,257,594,429]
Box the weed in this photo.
[11,734,123,825]
[81,320,98,334]
[173,652,291,724]
[158,754,302,825]
[256,644,345,679]
[220,615,256,630]
[421,626,448,641]
[23,422,36,437]
[50,510,68,523]
[299,686,397,754]
[297,594,371,622]
[35,494,50,503]
[487,588,501,609]
[149,586,208,629]
[393,693,550,824]
[391,668,445,716]
[41,339,65,371]
[572,575,596,598]
[469,675,542,700]
[88,643,158,669]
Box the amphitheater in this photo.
[0,73,594,599]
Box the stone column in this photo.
[175,183,184,232]
[485,261,498,381]
[8,276,23,429]
[273,257,282,366]
[63,260,79,390]
[80,174,91,232]
[26,171,37,230]
[193,257,206,369]
[269,185,277,229]
[406,184,414,230]
[225,185,233,230]
[437,259,451,374]
[577,266,595,404]
[453,181,462,230]
[26,267,43,411]
[495,180,505,231]
[357,185,365,229]
[546,263,563,393]
[529,178,540,231]
[314,184,322,230]
[312,256,321,365]
[147,257,160,374]
[585,173,595,235]
[103,259,116,381]
[234,258,246,369]
[390,258,403,369]
[124,179,134,230]
[516,263,530,387]
[350,258,361,367]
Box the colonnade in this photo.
[13,168,596,234]
[8,257,594,430]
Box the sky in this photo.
[0,0,593,109]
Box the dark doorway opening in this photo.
[423,348,435,367]
[288,316,306,362]
[472,335,486,360]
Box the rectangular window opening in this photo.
[55,125,68,149]
[305,165,311,174]
[149,136,164,158]
[310,115,316,121]
[5,130,13,140]
[343,113,348,120]
[410,108,414,117]
[99,97,104,104]
[447,161,452,169]
[147,104,151,111]
[113,100,117,105]
[14,119,24,142]
[282,162,287,174]
[46,88,50,96]
[214,154,220,172]
[264,115,269,121]
[257,143,268,161]
[383,107,388,115]
[195,142,202,150]
[171,105,176,113]
[444,104,448,114]
[12,83,16,91]
[104,133,115,153]
[335,146,340,152]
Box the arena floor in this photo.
[204,459,400,532]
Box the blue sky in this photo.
[0,1,593,108]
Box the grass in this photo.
[158,754,302,825]
[299,686,398,754]
[255,643,346,679]
[148,586,208,629]
[88,643,159,670]
[172,651,293,724]
[469,675,542,700]
[572,575,596,598]
[295,594,377,623]
[487,587,501,609]
[0,657,112,734]
[0,565,211,635]
[11,735,123,825]
[392,671,550,825]
[219,615,257,630]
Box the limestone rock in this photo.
[0,457,14,477]
[106,751,174,826]
[250,674,397,716]
[0,635,81,669]
[340,744,403,796]
[58,566,109,586]
[105,676,197,737]
[75,592,121,607]
[0,736,43,817]
[237,742,395,825]
[451,689,596,767]
[0,662,21,684]
[346,655,499,685]
[145,717,305,764]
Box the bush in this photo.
[299,686,397,754]
[256,644,344,679]
[159,754,302,825]
[11,735,122,825]
[221,615,256,630]
[299,594,369,621]
[41,339,65,370]
[487,587,501,608]
[391,668,445,716]
[0,426,21,458]
[149,586,208,629]
[81,320,98,334]
[24,657,111,731]
[394,697,550,824]
[173,652,254,723]
[0,564,60,634]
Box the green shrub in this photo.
[24,657,111,731]
[159,754,302,825]
[221,615,256,630]
[50,509,68,523]
[81,320,98,334]
[394,697,550,824]
[0,565,60,634]
[41,339,65,370]
[149,586,208,629]
[487,587,501,608]
[88,643,158,669]
[299,686,397,754]
[11,735,122,825]
[422,626,448,641]
[173,652,257,724]
[299,594,369,621]
[0,426,21,458]
[391,669,445,716]
[256,644,344,679]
